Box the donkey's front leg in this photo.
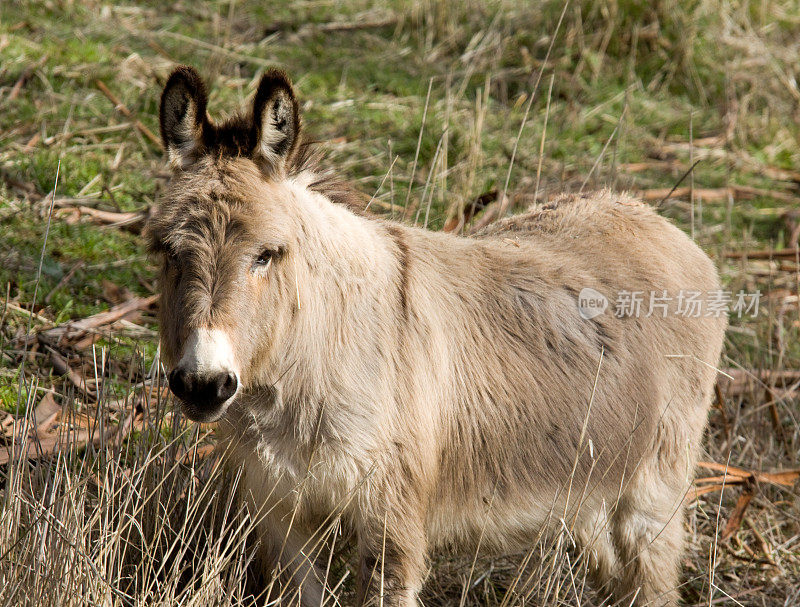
[355,511,427,607]
[250,509,326,607]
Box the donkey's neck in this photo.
[256,180,414,447]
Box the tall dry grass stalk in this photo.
[0,381,261,606]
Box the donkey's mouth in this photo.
[177,398,231,423]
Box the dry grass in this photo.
[1,0,799,604]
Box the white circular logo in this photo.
[578,287,608,320]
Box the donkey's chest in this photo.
[223,403,370,510]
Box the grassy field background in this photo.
[1,0,800,604]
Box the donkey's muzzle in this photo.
[168,367,238,421]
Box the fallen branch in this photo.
[74,206,144,225]
[733,184,800,204]
[3,302,51,327]
[467,193,510,235]
[38,295,157,348]
[47,348,95,399]
[619,160,685,173]
[156,31,275,69]
[723,248,800,260]
[443,190,497,233]
[746,517,776,564]
[761,166,800,183]
[268,12,398,36]
[696,461,800,486]
[57,205,148,231]
[721,483,755,541]
[33,391,61,434]
[95,80,162,150]
[23,132,41,153]
[685,461,800,505]
[718,367,800,397]
[44,260,85,304]
[299,15,398,34]
[639,186,726,202]
[638,185,800,205]
[5,54,49,103]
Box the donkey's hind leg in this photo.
[573,503,622,606]
[608,471,687,606]
[607,380,713,606]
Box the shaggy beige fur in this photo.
[148,67,727,606]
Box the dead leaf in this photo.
[33,391,60,433]
[721,483,755,541]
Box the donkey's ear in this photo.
[252,69,300,166]
[160,66,208,169]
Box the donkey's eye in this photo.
[254,247,283,268]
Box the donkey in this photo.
[147,66,727,606]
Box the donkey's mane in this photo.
[289,140,370,213]
[198,107,369,214]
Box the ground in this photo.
[0,0,799,605]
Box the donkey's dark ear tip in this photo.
[254,69,294,106]
[259,67,292,86]
[165,65,202,85]
[162,66,207,102]
[261,68,293,87]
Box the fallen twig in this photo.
[746,517,776,565]
[654,159,701,207]
[3,302,51,327]
[57,205,148,231]
[47,348,95,399]
[718,368,800,397]
[95,80,162,149]
[720,483,755,541]
[38,295,157,348]
[44,260,85,304]
[443,190,497,233]
[298,15,398,34]
[723,248,800,260]
[640,185,800,206]
[4,54,49,104]
[686,461,800,505]
[467,193,510,235]
[33,391,61,434]
[696,461,800,486]
[619,160,685,173]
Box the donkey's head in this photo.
[147,66,322,423]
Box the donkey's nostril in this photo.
[168,368,192,401]
[217,372,238,402]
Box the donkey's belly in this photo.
[426,486,606,555]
